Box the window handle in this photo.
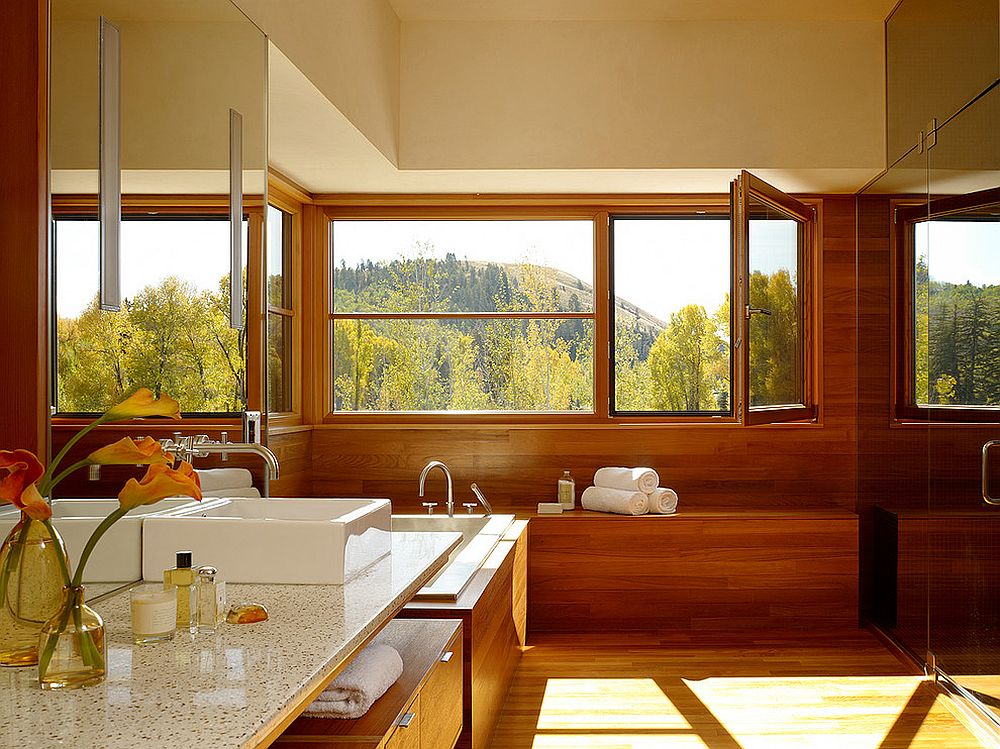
[745,305,772,319]
[983,441,1000,506]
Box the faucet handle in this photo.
[462,502,478,514]
[421,502,438,515]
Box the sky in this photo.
[916,221,1000,285]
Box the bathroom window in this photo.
[328,218,595,413]
[610,214,732,415]
[267,203,294,414]
[896,187,1000,420]
[52,212,249,415]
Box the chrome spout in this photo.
[158,435,279,498]
[418,460,454,517]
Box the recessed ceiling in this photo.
[387,0,899,22]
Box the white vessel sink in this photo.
[0,498,202,583]
[141,497,392,584]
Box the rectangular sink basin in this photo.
[141,497,392,584]
[0,498,202,583]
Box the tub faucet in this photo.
[418,460,454,517]
[470,483,494,516]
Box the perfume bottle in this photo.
[557,470,575,510]
[164,550,197,630]
[196,565,227,632]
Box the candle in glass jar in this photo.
[130,584,177,644]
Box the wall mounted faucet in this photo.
[158,434,280,498]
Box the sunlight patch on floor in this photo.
[536,678,692,730]
[531,735,710,749]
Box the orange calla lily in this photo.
[103,388,181,422]
[87,436,172,466]
[0,449,50,519]
[118,461,202,511]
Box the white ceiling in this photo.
[387,0,900,22]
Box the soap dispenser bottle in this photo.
[557,470,576,510]
[164,550,197,630]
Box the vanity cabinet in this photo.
[278,618,464,749]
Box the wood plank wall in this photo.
[0,0,49,459]
[302,196,858,514]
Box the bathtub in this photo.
[391,514,515,600]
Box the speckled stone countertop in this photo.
[0,531,462,749]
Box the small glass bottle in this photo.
[196,566,227,632]
[163,550,197,631]
[557,470,575,510]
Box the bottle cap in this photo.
[198,565,217,581]
[176,550,193,569]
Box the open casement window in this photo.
[895,187,1000,422]
[732,171,817,425]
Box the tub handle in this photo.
[398,712,415,728]
[440,650,454,663]
[421,502,437,515]
[462,502,478,514]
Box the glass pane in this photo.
[331,318,593,412]
[611,217,731,413]
[267,312,292,413]
[747,199,803,408]
[267,204,292,309]
[54,216,248,413]
[331,220,594,313]
[915,211,1000,407]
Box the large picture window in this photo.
[329,219,595,413]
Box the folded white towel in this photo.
[304,643,403,719]
[195,468,253,493]
[202,487,262,500]
[593,466,659,494]
[647,487,678,515]
[581,486,648,516]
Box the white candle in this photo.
[130,584,177,644]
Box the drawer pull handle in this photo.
[398,712,415,728]
[440,650,454,663]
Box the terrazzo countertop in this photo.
[0,531,462,749]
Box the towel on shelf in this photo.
[593,466,659,494]
[647,487,679,515]
[581,486,648,516]
[304,643,404,719]
[195,468,253,493]
[202,487,262,500]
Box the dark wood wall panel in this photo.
[0,0,48,458]
[528,512,858,632]
[308,197,858,514]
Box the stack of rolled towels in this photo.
[304,642,404,719]
[194,468,262,499]
[581,466,679,516]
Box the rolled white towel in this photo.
[593,466,659,494]
[195,468,253,493]
[647,487,678,515]
[304,643,403,719]
[202,487,262,500]
[581,485,648,516]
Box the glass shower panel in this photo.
[926,84,1000,723]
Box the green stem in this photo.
[72,507,127,589]
[0,518,32,618]
[38,595,73,679]
[41,520,72,587]
[40,415,109,494]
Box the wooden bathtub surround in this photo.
[279,618,464,749]
[399,521,528,749]
[528,510,859,632]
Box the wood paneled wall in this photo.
[0,0,48,459]
[299,196,858,513]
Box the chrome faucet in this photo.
[470,483,494,516]
[158,434,280,498]
[418,460,454,516]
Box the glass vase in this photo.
[0,512,69,667]
[38,585,106,690]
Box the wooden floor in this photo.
[489,630,986,749]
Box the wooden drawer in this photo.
[419,632,463,749]
[385,694,420,749]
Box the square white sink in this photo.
[141,497,392,584]
[0,498,202,583]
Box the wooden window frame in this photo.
[49,193,266,429]
[892,186,1000,423]
[310,193,821,427]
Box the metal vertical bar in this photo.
[99,17,121,311]
[230,108,244,329]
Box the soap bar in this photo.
[537,502,564,514]
[226,603,269,624]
